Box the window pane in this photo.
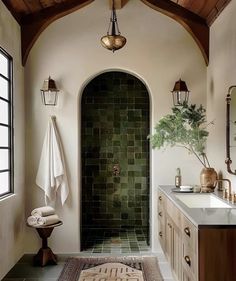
[0,53,8,78]
[0,126,9,147]
[0,172,9,194]
[0,48,12,197]
[0,100,9,124]
[0,149,9,170]
[0,77,9,100]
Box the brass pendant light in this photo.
[101,0,127,52]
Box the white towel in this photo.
[37,214,60,226]
[31,206,55,217]
[27,216,39,226]
[36,116,69,205]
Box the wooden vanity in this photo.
[158,186,236,281]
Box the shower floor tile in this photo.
[81,228,150,254]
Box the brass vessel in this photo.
[200,168,217,192]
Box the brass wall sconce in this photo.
[171,79,190,106]
[101,0,126,52]
[40,76,59,106]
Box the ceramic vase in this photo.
[200,168,217,192]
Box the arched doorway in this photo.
[81,71,150,253]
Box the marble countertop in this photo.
[159,185,236,229]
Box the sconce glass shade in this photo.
[101,2,126,52]
[171,79,190,106]
[40,76,59,106]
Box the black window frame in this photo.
[0,46,13,198]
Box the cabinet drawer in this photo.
[181,214,197,251]
[158,220,165,251]
[158,206,164,224]
[182,242,197,278]
[158,190,165,209]
[166,197,181,226]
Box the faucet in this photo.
[214,179,232,202]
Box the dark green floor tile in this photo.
[25,279,58,281]
[81,227,149,254]
[5,264,64,279]
[2,279,25,281]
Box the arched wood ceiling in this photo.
[2,0,94,65]
[2,0,231,66]
[141,0,210,64]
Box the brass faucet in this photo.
[214,179,232,202]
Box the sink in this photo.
[175,194,232,208]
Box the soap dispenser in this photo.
[175,168,181,187]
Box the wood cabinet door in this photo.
[166,215,182,280]
[165,216,172,264]
[182,267,194,281]
[172,220,182,280]
[158,220,165,251]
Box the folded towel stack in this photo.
[27,206,60,227]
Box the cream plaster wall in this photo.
[207,0,236,190]
[0,2,25,279]
[24,0,206,253]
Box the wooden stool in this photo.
[29,221,62,266]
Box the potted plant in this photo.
[149,102,217,192]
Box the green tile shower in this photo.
[81,71,150,253]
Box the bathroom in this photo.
[23,0,206,255]
[1,0,236,280]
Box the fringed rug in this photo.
[58,256,163,281]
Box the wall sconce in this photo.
[171,79,190,106]
[40,76,59,106]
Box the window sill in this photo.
[0,193,16,202]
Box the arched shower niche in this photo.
[81,71,150,253]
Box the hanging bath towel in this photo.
[36,116,69,205]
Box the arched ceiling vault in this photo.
[141,0,210,65]
[1,0,231,66]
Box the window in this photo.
[0,47,13,197]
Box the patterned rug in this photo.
[58,256,163,281]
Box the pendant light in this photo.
[101,0,127,52]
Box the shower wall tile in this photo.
[82,72,150,229]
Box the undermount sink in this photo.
[175,194,232,208]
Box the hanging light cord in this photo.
[107,0,121,36]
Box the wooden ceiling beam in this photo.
[141,0,209,65]
[109,0,129,9]
[1,0,22,24]
[207,0,231,25]
[21,0,94,65]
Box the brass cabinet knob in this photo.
[184,255,191,267]
[158,196,162,201]
[159,231,162,237]
[158,211,162,217]
[184,227,191,237]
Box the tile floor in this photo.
[2,228,174,281]
[81,228,149,254]
[2,253,174,281]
